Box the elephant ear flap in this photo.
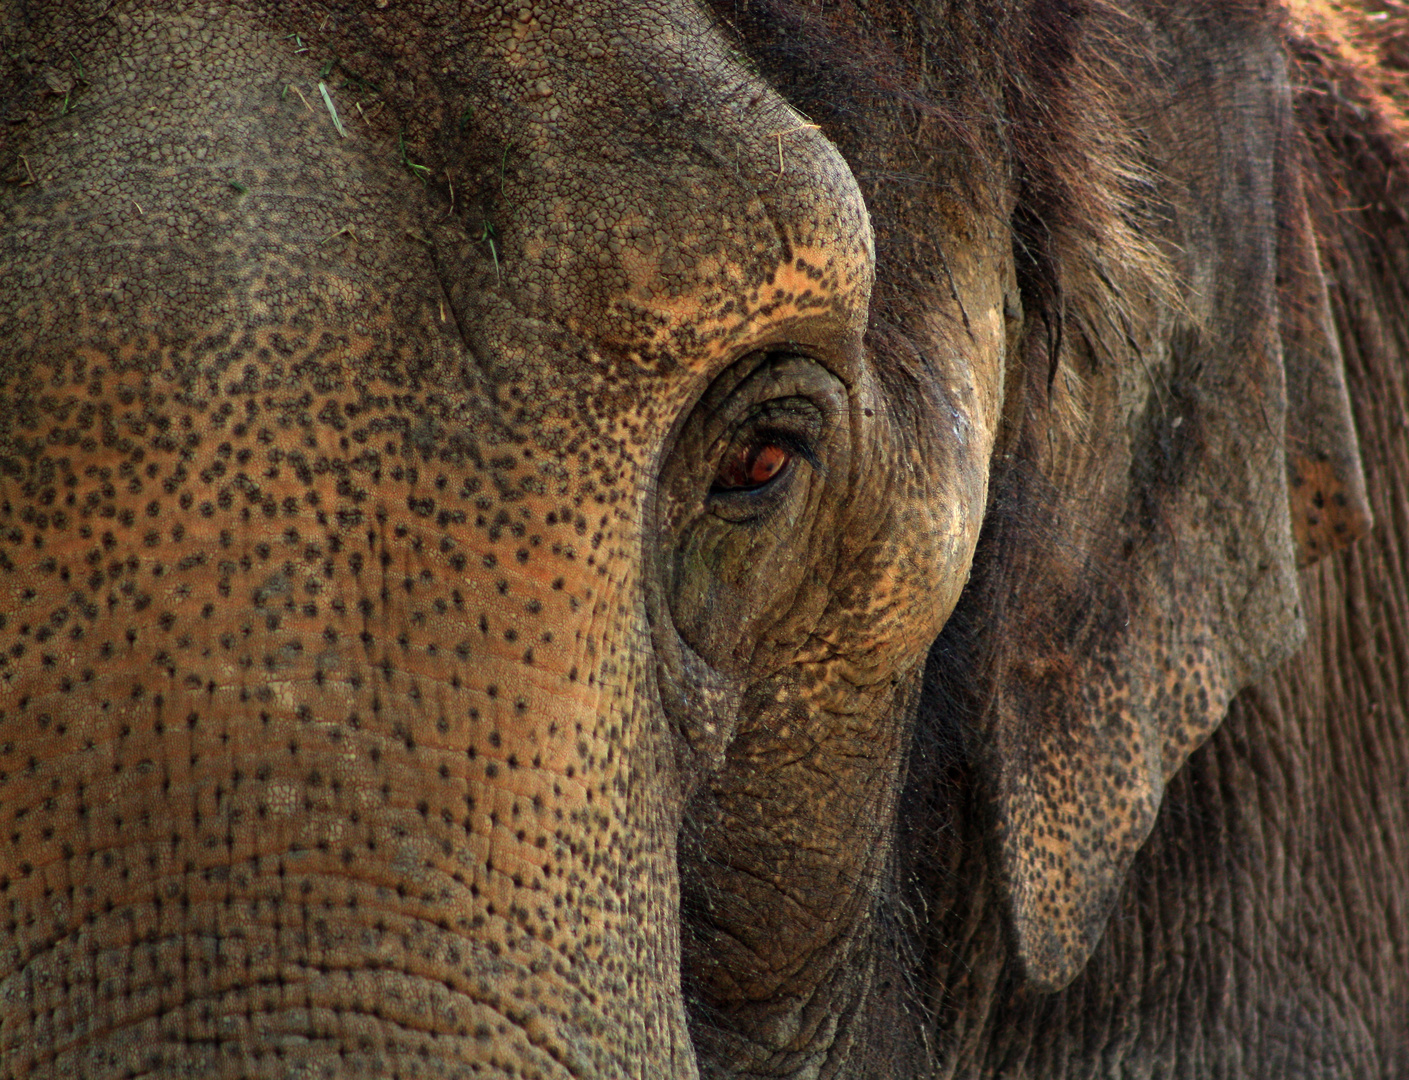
[963,70,1370,992]
[1278,143,1373,565]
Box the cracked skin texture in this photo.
[2,0,1409,1078]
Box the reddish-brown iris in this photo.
[714,441,792,491]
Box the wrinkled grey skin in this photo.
[2,0,1408,1077]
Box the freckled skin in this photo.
[0,1,992,1077]
[3,0,1409,1078]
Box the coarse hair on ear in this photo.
[926,2,1372,992]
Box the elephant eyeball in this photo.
[713,441,792,492]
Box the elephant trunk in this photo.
[1,425,693,1077]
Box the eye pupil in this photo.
[716,442,791,491]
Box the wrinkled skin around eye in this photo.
[657,352,850,673]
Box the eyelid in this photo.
[711,398,823,464]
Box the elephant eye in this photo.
[712,440,794,493]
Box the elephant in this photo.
[3,0,1409,1075]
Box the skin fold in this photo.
[0,0,1406,1077]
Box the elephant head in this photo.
[0,0,1379,1076]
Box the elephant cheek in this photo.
[0,473,693,1076]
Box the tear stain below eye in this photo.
[714,442,792,491]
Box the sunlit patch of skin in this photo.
[615,246,874,363]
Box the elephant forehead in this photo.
[460,0,875,370]
[516,189,870,359]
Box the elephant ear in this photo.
[963,18,1371,991]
